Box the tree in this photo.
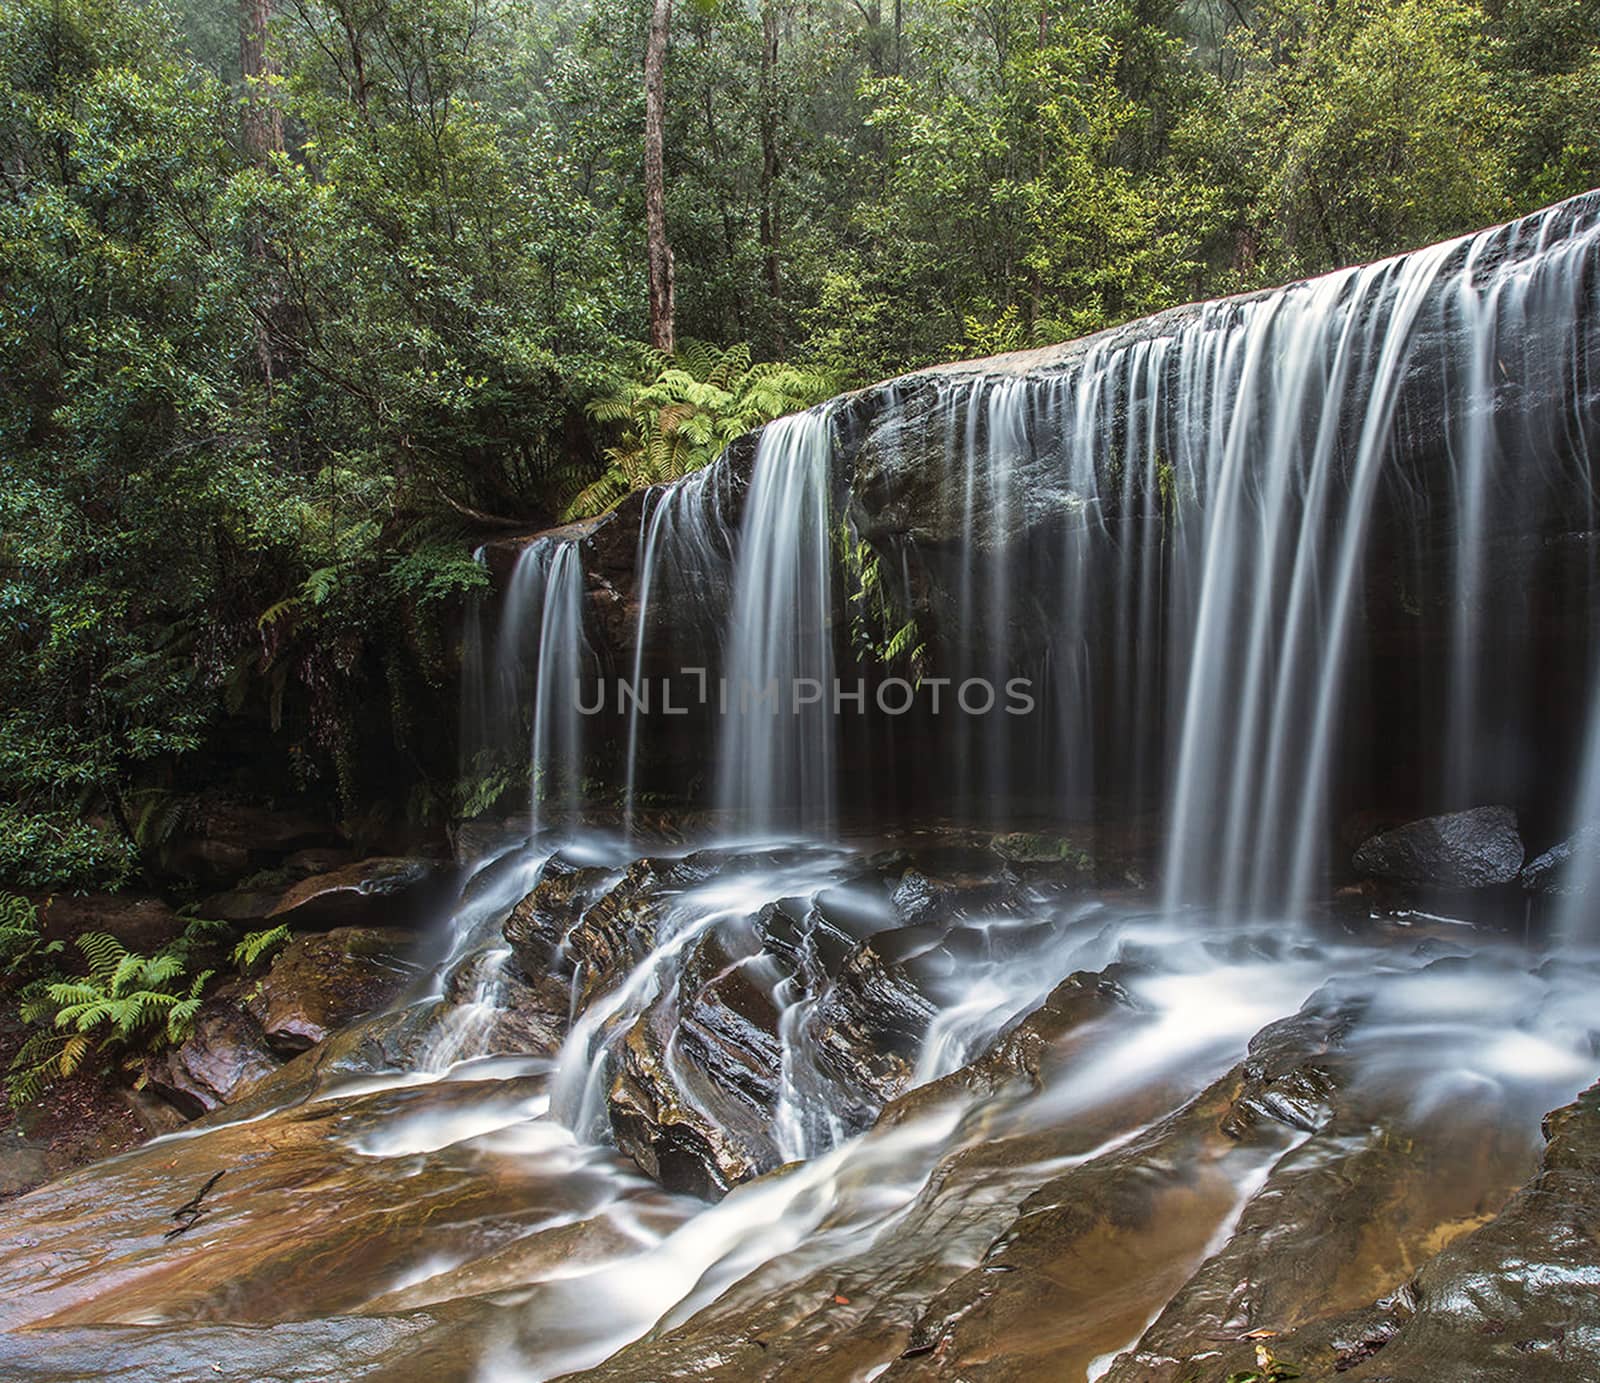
[239,0,283,162]
[645,0,676,352]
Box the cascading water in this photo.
[715,407,838,836]
[5,196,1600,1383]
[423,535,592,1070]
[529,540,588,838]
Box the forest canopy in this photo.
[2,0,1598,888]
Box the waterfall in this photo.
[510,192,1600,916]
[467,537,591,839]
[24,200,1600,1383]
[715,408,838,837]
[530,541,587,838]
[621,467,734,837]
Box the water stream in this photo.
[2,194,1599,1382]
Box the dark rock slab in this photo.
[503,864,619,981]
[609,923,787,1198]
[143,991,282,1116]
[266,857,452,930]
[246,927,420,1053]
[1352,806,1524,889]
[811,929,939,1111]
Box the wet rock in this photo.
[143,990,282,1116]
[1352,805,1524,889]
[1100,1006,1541,1381]
[879,997,1363,1383]
[889,856,1024,926]
[444,953,569,1057]
[610,924,787,1198]
[0,1071,628,1355]
[879,965,1138,1127]
[571,962,1165,1383]
[1521,821,1600,895]
[266,857,452,930]
[0,1313,486,1383]
[812,930,939,1110]
[558,852,741,1004]
[752,897,857,977]
[1328,1080,1600,1380]
[1175,1080,1600,1382]
[890,869,950,922]
[247,927,420,1053]
[503,864,618,981]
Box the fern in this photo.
[232,924,290,973]
[835,520,927,675]
[566,342,837,519]
[4,929,221,1107]
[125,788,192,851]
[0,894,64,981]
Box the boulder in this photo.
[194,885,285,926]
[502,863,618,982]
[812,929,939,1111]
[1351,805,1524,889]
[1521,821,1600,895]
[143,991,282,1117]
[609,925,787,1198]
[247,927,420,1053]
[266,857,452,931]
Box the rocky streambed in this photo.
[0,823,1595,1382]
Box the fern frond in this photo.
[76,932,129,981]
[58,1033,92,1076]
[232,924,290,972]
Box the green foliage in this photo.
[0,894,63,982]
[836,521,926,676]
[3,0,1597,897]
[231,923,290,973]
[4,916,225,1107]
[1228,0,1511,274]
[567,342,836,518]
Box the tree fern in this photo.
[566,342,838,519]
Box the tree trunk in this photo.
[644,0,676,355]
[239,0,284,164]
[239,0,291,388]
[758,0,784,354]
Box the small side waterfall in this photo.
[530,540,587,837]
